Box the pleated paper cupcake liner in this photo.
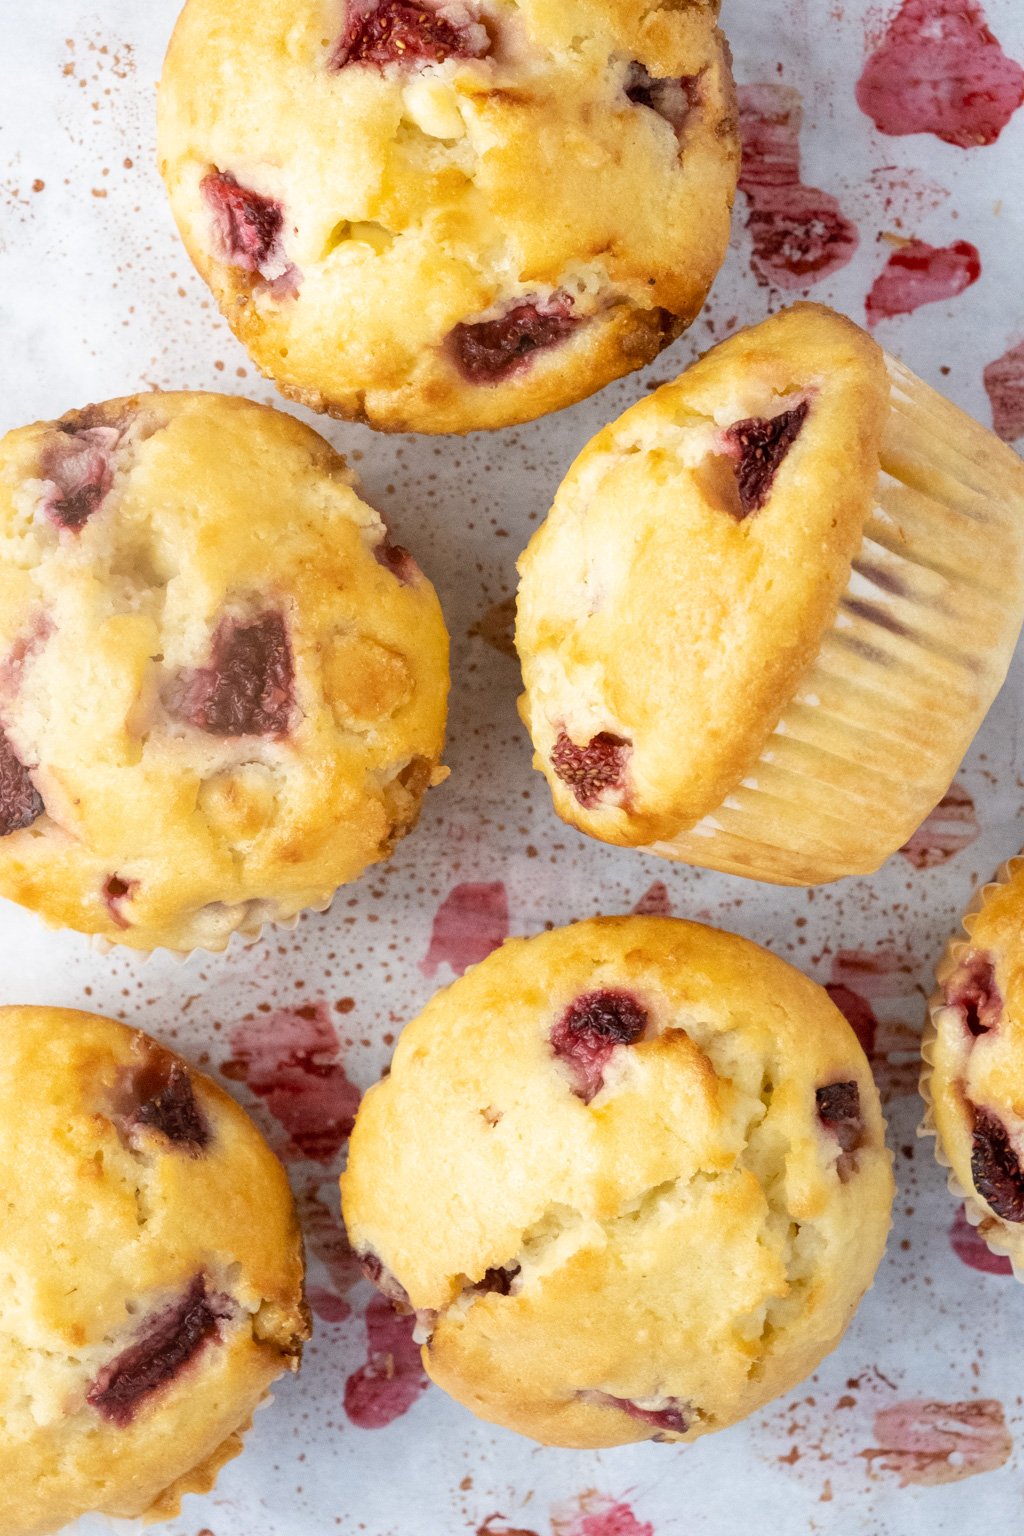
[646,358,1024,885]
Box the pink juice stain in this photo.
[983,340,1024,442]
[737,83,859,290]
[856,0,1024,149]
[948,1206,1013,1276]
[477,1523,541,1536]
[552,1496,655,1536]
[221,1002,361,1164]
[308,1286,350,1323]
[298,1177,365,1322]
[830,947,912,1001]
[631,881,672,917]
[825,982,879,1057]
[343,1293,430,1429]
[898,782,979,869]
[865,239,980,325]
[421,880,510,978]
[862,1398,1012,1485]
[826,948,922,1101]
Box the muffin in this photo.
[0,1005,309,1536]
[516,303,1024,884]
[924,856,1024,1276]
[342,916,894,1448]
[157,0,739,435]
[0,391,449,952]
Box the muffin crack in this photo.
[435,1037,828,1333]
[433,1175,700,1334]
[734,1066,829,1384]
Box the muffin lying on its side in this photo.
[342,916,893,1448]
[516,303,1024,884]
[0,1005,309,1536]
[0,391,449,951]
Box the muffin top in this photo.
[0,392,449,951]
[515,304,889,847]
[157,0,739,433]
[932,859,1024,1259]
[0,1006,309,1536]
[342,916,893,1448]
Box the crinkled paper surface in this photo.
[1,1,1023,1532]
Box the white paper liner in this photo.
[919,853,1024,1281]
[645,358,1024,885]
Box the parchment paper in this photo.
[2,2,1024,1532]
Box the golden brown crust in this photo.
[272,301,684,436]
[157,0,739,434]
[516,304,889,845]
[141,1418,251,1523]
[0,1007,309,1536]
[342,916,893,1448]
[0,391,449,951]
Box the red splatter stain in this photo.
[949,1206,1013,1276]
[299,1183,362,1289]
[827,949,921,1101]
[477,1522,540,1536]
[297,1178,363,1321]
[825,982,879,1057]
[867,163,950,221]
[830,948,911,1000]
[552,1495,655,1536]
[221,1003,361,1164]
[856,0,1024,149]
[420,881,509,978]
[343,1293,429,1429]
[631,881,672,917]
[862,1398,1012,1485]
[865,239,980,326]
[983,340,1024,442]
[737,83,859,289]
[308,1285,351,1323]
[898,782,979,868]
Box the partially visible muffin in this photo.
[0,392,449,951]
[925,856,1024,1276]
[342,916,893,1448]
[157,0,739,433]
[0,1006,309,1536]
[516,303,1024,884]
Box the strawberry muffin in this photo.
[0,392,449,951]
[342,916,894,1448]
[0,1005,309,1536]
[157,0,739,433]
[516,304,1024,884]
[924,856,1024,1277]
